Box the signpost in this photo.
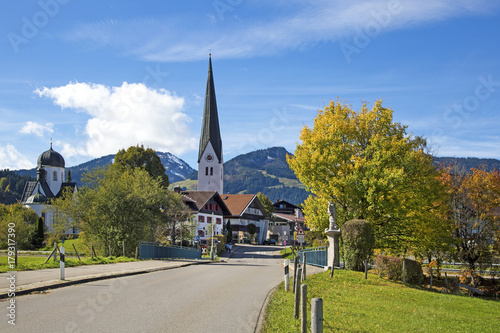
[297,227,305,247]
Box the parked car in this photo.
[264,239,276,245]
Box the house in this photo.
[267,200,306,245]
[222,194,269,244]
[20,144,77,233]
[181,190,231,239]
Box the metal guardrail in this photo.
[139,242,202,260]
[298,247,328,267]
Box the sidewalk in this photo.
[0,259,213,299]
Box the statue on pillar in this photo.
[328,201,338,230]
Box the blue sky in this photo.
[1,0,499,170]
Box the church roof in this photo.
[37,144,65,168]
[198,55,223,163]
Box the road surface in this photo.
[1,244,283,333]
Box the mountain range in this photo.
[9,147,500,206]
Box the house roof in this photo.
[198,55,222,163]
[181,190,231,215]
[273,212,305,223]
[222,194,269,218]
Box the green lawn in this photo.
[0,255,138,273]
[263,270,499,332]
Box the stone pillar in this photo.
[325,201,340,268]
[325,228,340,268]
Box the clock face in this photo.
[205,154,214,162]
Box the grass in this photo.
[0,255,138,273]
[263,270,499,332]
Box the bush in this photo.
[342,219,374,271]
[376,255,424,284]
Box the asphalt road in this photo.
[1,245,284,333]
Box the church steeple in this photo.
[198,54,222,163]
[197,54,223,194]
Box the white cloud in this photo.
[0,144,35,170]
[19,121,54,137]
[36,82,197,159]
[63,0,499,62]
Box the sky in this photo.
[1,0,499,170]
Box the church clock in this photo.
[205,153,214,162]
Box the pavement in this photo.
[0,246,238,299]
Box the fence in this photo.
[298,247,328,268]
[139,242,201,260]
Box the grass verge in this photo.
[0,255,138,273]
[263,270,499,332]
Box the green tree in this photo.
[257,192,275,220]
[0,204,38,250]
[342,219,374,271]
[287,99,448,253]
[114,145,169,188]
[31,217,45,248]
[302,195,329,231]
[53,166,175,256]
[247,223,257,242]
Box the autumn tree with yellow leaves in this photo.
[288,100,450,254]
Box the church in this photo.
[20,144,77,233]
[183,55,270,244]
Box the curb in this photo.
[0,260,213,300]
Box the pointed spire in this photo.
[198,54,223,163]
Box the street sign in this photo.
[297,227,305,236]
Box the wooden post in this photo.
[122,240,125,257]
[445,272,449,293]
[311,298,323,333]
[284,259,290,292]
[301,284,307,333]
[293,255,299,293]
[109,244,112,257]
[302,252,307,281]
[54,241,58,262]
[72,244,81,261]
[430,266,433,289]
[365,259,369,280]
[456,276,460,295]
[135,246,139,259]
[294,270,302,319]
[91,243,94,260]
[402,259,406,284]
[14,241,18,268]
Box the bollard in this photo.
[54,241,58,262]
[302,252,307,281]
[294,270,302,319]
[293,255,299,293]
[311,298,323,333]
[135,246,138,259]
[403,259,406,284]
[301,284,307,333]
[284,259,290,291]
[60,242,65,280]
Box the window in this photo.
[216,218,222,224]
[207,217,212,223]
[210,167,213,176]
[53,171,57,181]
[198,230,205,237]
[199,216,205,223]
[205,167,209,176]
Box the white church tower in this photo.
[198,54,223,194]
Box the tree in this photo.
[0,203,38,250]
[247,223,256,242]
[53,166,175,256]
[225,220,233,243]
[31,217,45,248]
[302,195,329,231]
[440,166,500,269]
[287,99,449,253]
[114,145,169,188]
[257,192,275,220]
